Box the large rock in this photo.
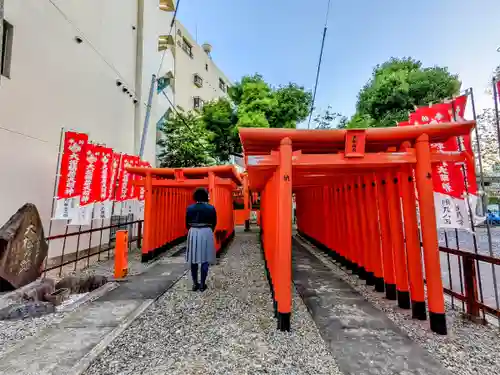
[0,203,48,291]
[55,274,108,294]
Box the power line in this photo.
[47,0,137,97]
[160,89,209,151]
[307,0,331,129]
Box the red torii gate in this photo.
[240,121,475,334]
[127,165,242,262]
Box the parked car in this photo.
[486,211,500,225]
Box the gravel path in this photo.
[300,235,500,375]
[85,232,341,375]
[0,243,184,358]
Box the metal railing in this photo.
[438,228,500,325]
[43,218,143,278]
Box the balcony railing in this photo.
[159,0,175,11]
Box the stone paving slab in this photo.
[292,237,449,375]
[98,262,186,301]
[0,325,115,375]
[0,255,187,375]
[59,300,142,328]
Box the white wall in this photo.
[0,0,231,260]
[0,0,149,259]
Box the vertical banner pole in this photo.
[44,127,65,277]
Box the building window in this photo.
[205,63,208,71]
[193,97,203,110]
[181,38,193,58]
[194,74,203,88]
[219,78,226,93]
[1,20,14,78]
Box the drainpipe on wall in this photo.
[134,0,145,156]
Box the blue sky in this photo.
[176,0,500,127]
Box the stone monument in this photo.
[0,203,48,291]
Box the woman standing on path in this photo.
[185,188,217,291]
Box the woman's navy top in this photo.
[185,202,217,230]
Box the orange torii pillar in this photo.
[243,173,251,231]
[276,138,292,331]
[415,134,446,335]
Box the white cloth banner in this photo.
[69,203,94,226]
[53,197,79,220]
[94,200,114,220]
[433,192,468,230]
[433,192,485,231]
[137,201,145,220]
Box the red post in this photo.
[365,173,385,292]
[276,137,292,331]
[400,166,427,320]
[142,173,153,262]
[376,172,397,300]
[415,134,447,335]
[385,170,411,309]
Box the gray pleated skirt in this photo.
[185,227,216,265]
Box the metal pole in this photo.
[492,77,500,159]
[470,87,499,320]
[44,127,65,278]
[139,74,156,158]
[307,0,331,129]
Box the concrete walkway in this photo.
[0,254,187,375]
[292,236,449,375]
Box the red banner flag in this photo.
[127,156,141,200]
[79,143,100,206]
[95,146,113,202]
[109,153,122,201]
[137,160,151,201]
[56,131,89,199]
[496,80,500,103]
[409,107,433,125]
[116,154,135,202]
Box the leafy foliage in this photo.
[313,106,348,129]
[202,74,312,162]
[156,111,215,168]
[201,98,239,162]
[353,57,461,128]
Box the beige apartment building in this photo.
[168,21,231,112]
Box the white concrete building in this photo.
[0,0,230,261]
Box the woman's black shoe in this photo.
[192,283,200,291]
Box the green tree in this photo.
[355,57,461,127]
[268,83,312,128]
[201,73,312,162]
[201,98,239,162]
[156,111,215,168]
[313,106,348,129]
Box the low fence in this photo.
[43,218,143,278]
[438,228,500,326]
